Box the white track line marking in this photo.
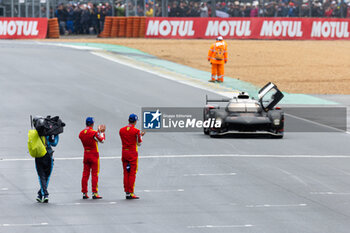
[188,224,253,229]
[310,192,350,195]
[285,113,346,133]
[277,168,308,186]
[0,222,48,227]
[90,51,234,98]
[335,169,350,176]
[184,173,236,176]
[36,42,103,51]
[56,202,117,206]
[1,188,8,191]
[246,204,307,208]
[2,154,350,162]
[142,189,184,193]
[38,43,236,101]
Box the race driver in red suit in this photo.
[79,117,106,200]
[119,114,145,199]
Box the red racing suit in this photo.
[79,127,105,194]
[119,124,142,194]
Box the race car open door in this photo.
[258,82,284,111]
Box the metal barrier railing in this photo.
[1,0,52,17]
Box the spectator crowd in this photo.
[164,0,350,18]
[55,0,350,35]
[55,2,113,35]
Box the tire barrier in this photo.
[47,18,59,39]
[133,17,140,38]
[126,17,133,38]
[99,16,146,38]
[98,17,112,38]
[139,17,146,38]
[118,17,126,37]
[110,17,118,38]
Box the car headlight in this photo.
[273,119,280,126]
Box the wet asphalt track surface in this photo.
[1,41,350,233]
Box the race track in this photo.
[1,41,350,233]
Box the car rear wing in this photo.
[206,95,231,104]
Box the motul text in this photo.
[145,17,350,40]
[0,18,48,39]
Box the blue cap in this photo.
[86,117,94,126]
[129,114,138,123]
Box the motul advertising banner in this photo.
[145,17,350,40]
[0,18,48,39]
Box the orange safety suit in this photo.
[208,40,228,82]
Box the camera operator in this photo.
[33,117,59,203]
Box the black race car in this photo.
[203,82,284,138]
